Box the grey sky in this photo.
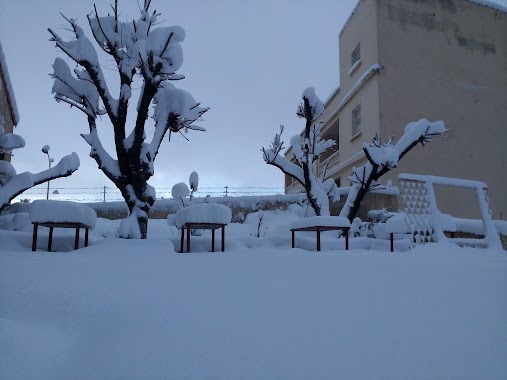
[1,0,505,200]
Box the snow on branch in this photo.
[263,87,339,216]
[340,119,447,221]
[51,58,103,117]
[149,83,208,158]
[0,153,80,211]
[81,127,121,180]
[0,116,25,154]
[297,87,324,121]
[49,17,119,119]
[262,125,305,185]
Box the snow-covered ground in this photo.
[0,210,506,380]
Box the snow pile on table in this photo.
[29,200,97,229]
[290,216,351,230]
[173,203,232,228]
[384,215,411,233]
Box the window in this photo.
[352,104,361,137]
[351,43,360,67]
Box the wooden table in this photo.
[180,222,227,253]
[32,222,91,252]
[291,225,350,251]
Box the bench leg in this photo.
[346,229,349,251]
[75,225,80,250]
[32,223,38,252]
[212,229,215,252]
[48,227,54,252]
[292,230,295,248]
[317,227,321,252]
[390,233,394,253]
[221,225,225,252]
[186,225,191,253]
[85,228,89,247]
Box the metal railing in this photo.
[319,151,340,177]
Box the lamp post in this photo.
[42,145,54,200]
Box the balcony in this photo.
[286,182,304,194]
[319,151,340,177]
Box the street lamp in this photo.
[42,145,54,200]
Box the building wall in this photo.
[321,0,382,186]
[0,69,16,163]
[376,0,507,218]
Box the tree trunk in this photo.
[119,180,155,239]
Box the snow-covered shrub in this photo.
[172,182,190,202]
[189,171,199,199]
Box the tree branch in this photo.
[0,154,80,212]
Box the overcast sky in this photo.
[1,0,505,200]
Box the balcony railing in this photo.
[319,151,340,177]
[286,182,304,194]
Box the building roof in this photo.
[0,41,20,126]
[339,0,507,37]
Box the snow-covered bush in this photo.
[49,0,208,239]
[172,182,189,204]
[189,171,198,199]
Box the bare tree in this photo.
[49,0,208,238]
[0,115,79,212]
[340,119,447,221]
[262,88,340,216]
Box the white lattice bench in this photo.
[172,203,232,253]
[290,216,351,251]
[29,200,96,252]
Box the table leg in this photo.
[212,229,215,252]
[221,225,225,252]
[390,233,394,252]
[291,230,295,248]
[180,227,184,253]
[32,223,38,252]
[186,225,191,253]
[85,228,89,247]
[48,227,54,252]
[345,229,349,251]
[317,227,321,252]
[75,225,80,250]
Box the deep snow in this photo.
[0,210,506,380]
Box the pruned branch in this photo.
[0,153,80,212]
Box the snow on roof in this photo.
[0,41,19,125]
[323,85,340,107]
[466,0,507,13]
[322,64,382,125]
[173,203,232,228]
[29,200,97,229]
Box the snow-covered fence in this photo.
[14,185,289,202]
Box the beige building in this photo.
[0,41,20,163]
[286,0,507,219]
